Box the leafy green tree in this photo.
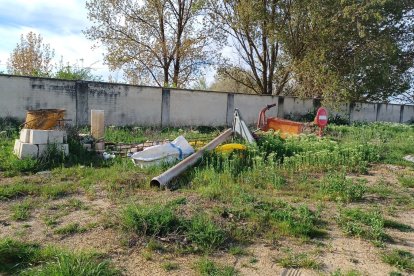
[287,0,414,103]
[54,59,102,81]
[210,0,413,103]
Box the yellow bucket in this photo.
[24,109,65,130]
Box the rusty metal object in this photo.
[150,128,234,188]
[24,109,65,130]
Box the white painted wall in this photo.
[350,103,377,122]
[376,104,401,122]
[169,89,227,126]
[1,75,413,126]
[0,75,76,122]
[87,83,162,126]
[233,94,276,125]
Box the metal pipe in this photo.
[150,128,234,188]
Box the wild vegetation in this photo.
[0,119,413,274]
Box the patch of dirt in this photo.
[321,227,394,275]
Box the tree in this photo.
[7,32,54,77]
[289,0,414,103]
[85,0,219,88]
[209,0,291,95]
[209,67,257,94]
[210,0,414,103]
[54,58,102,81]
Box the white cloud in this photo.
[0,0,114,80]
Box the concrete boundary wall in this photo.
[0,74,413,126]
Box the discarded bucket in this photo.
[24,109,65,130]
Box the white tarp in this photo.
[131,136,194,167]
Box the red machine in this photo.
[257,104,328,137]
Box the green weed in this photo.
[11,200,34,221]
[0,182,39,200]
[195,258,238,276]
[161,262,179,271]
[0,238,119,275]
[337,208,386,246]
[398,176,414,188]
[187,215,226,251]
[21,251,119,276]
[330,268,362,276]
[229,246,248,256]
[54,223,87,235]
[275,250,321,269]
[382,249,414,272]
[318,173,366,202]
[0,238,40,273]
[122,203,182,237]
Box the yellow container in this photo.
[215,143,247,153]
[24,109,65,130]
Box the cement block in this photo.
[95,142,105,151]
[38,144,48,157]
[30,130,49,144]
[19,129,31,143]
[61,144,69,156]
[48,130,66,144]
[14,139,21,155]
[38,143,69,157]
[18,143,38,159]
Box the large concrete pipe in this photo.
[150,128,234,188]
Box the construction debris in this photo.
[14,129,69,159]
[131,136,194,168]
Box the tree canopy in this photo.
[7,32,54,77]
[85,0,220,88]
[205,0,414,103]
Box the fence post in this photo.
[75,81,89,126]
[375,103,381,122]
[277,97,285,118]
[161,88,170,127]
[400,105,405,123]
[226,93,234,127]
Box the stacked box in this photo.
[14,129,69,159]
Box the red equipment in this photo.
[257,104,329,137]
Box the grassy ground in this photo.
[0,118,414,275]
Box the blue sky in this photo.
[0,0,117,80]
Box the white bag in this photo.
[131,136,194,167]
